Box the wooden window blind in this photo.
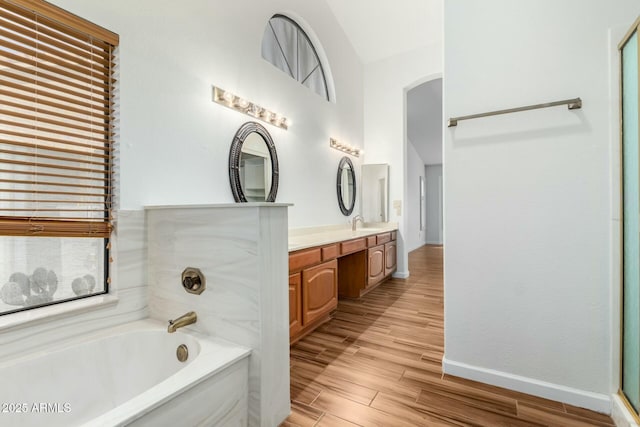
[0,0,118,238]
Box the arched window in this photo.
[261,14,330,101]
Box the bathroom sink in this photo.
[352,227,386,236]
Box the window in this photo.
[261,14,330,101]
[0,0,118,315]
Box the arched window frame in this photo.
[261,14,335,103]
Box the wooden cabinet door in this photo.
[367,245,385,287]
[289,273,302,337]
[302,260,338,325]
[385,241,397,277]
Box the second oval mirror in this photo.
[229,122,279,202]
[337,157,356,216]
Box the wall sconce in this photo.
[212,86,290,130]
[329,138,361,157]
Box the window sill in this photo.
[0,295,119,334]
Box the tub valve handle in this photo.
[181,267,206,295]
[183,276,199,290]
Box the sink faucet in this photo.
[167,311,197,333]
[351,215,364,231]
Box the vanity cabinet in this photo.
[288,273,302,337]
[385,241,397,277]
[367,245,386,287]
[288,231,397,344]
[302,260,338,326]
[366,240,397,290]
[289,246,339,344]
[342,232,397,298]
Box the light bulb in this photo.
[277,116,288,127]
[214,88,225,102]
[248,105,260,116]
[235,98,249,109]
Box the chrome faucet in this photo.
[167,311,197,333]
[351,215,364,231]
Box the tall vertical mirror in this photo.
[361,164,389,223]
[419,176,425,231]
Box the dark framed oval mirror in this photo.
[229,122,279,202]
[337,156,356,216]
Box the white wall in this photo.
[364,46,442,276]
[406,140,426,252]
[49,0,364,229]
[443,0,640,412]
[425,164,442,244]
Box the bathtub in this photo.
[0,319,250,426]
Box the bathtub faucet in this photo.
[167,311,197,333]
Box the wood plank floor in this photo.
[282,245,614,427]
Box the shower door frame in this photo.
[619,15,640,422]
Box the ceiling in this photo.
[407,78,442,165]
[324,0,442,64]
[325,1,443,166]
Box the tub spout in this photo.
[167,311,197,333]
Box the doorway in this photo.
[405,77,443,251]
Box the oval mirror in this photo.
[337,157,356,216]
[229,122,279,202]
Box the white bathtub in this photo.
[0,319,250,426]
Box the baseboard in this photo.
[612,393,640,427]
[442,357,612,414]
[392,271,409,279]
[425,240,442,245]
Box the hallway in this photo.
[283,245,614,426]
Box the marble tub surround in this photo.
[288,221,399,251]
[146,203,291,427]
[112,210,149,299]
[0,210,148,362]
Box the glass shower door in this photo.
[622,25,640,414]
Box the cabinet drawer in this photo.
[321,244,339,261]
[341,238,367,255]
[289,248,321,272]
[391,231,397,241]
[376,233,391,245]
[366,236,377,247]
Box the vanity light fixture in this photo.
[329,138,361,157]
[212,86,290,130]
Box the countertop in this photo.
[145,203,293,210]
[288,223,398,252]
